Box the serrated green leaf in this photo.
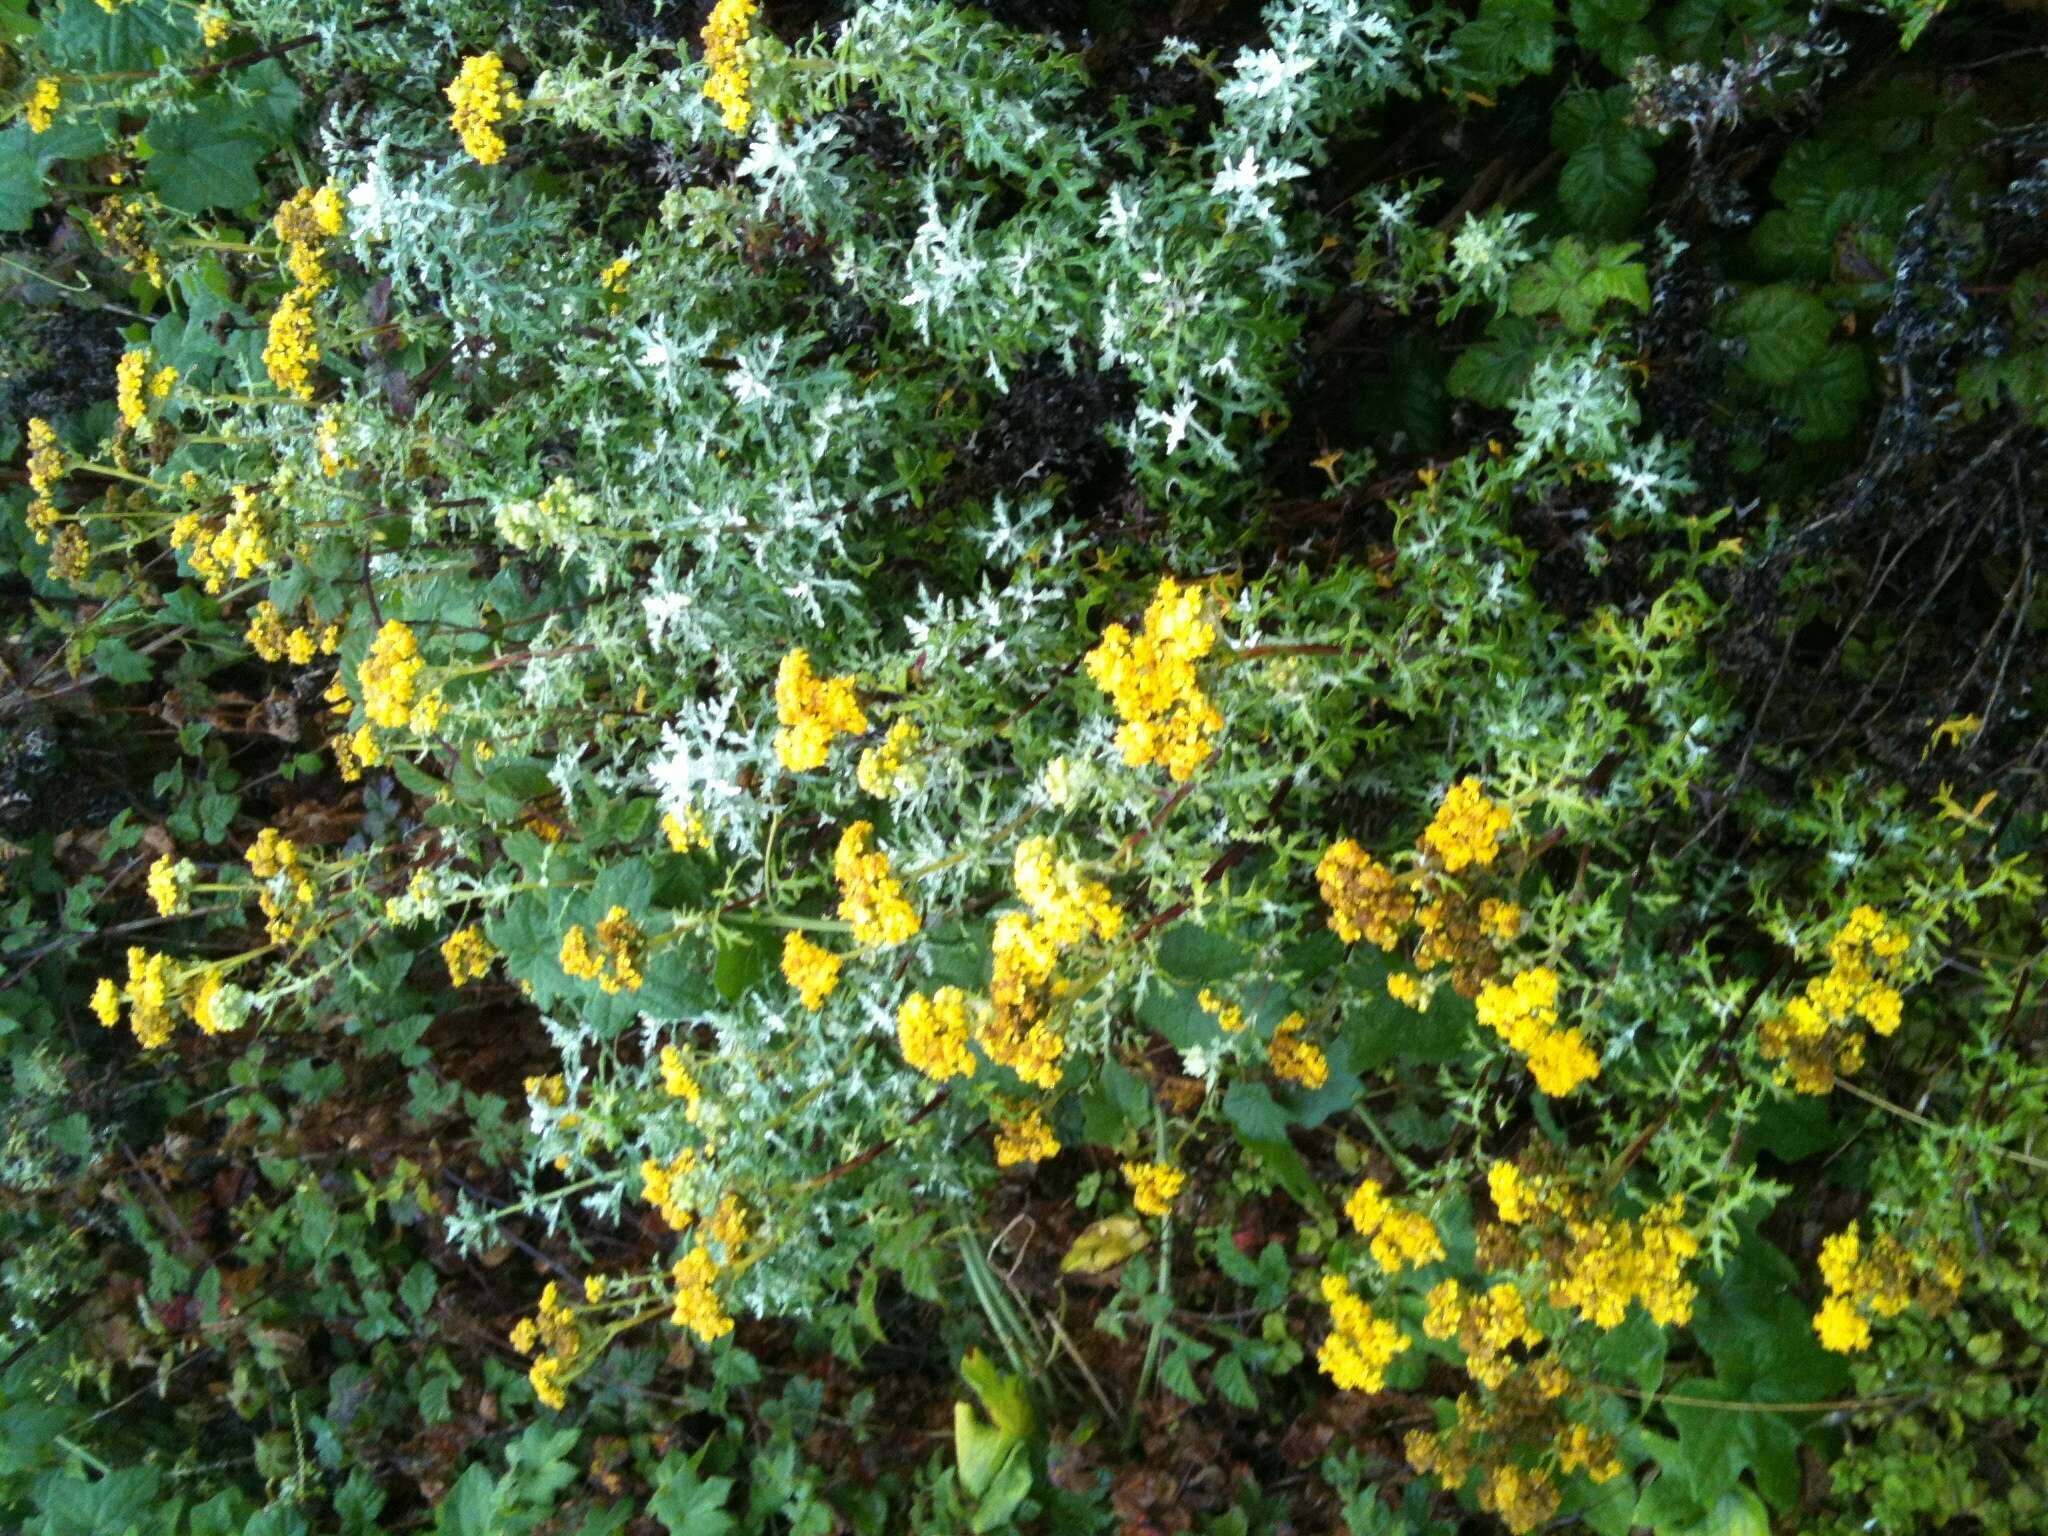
[143,100,274,213]
[1725,285,1835,387]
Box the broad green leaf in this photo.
[648,1453,735,1536]
[143,99,273,212]
[1725,286,1835,387]
[0,120,107,232]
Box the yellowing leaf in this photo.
[1060,1214,1150,1275]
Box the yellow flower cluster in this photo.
[27,78,60,134]
[99,949,170,1047]
[856,719,924,798]
[662,806,711,852]
[1345,1178,1445,1274]
[198,7,230,47]
[244,599,339,666]
[93,950,243,1048]
[1386,972,1427,1010]
[598,254,632,296]
[315,408,348,477]
[446,53,521,165]
[1555,1422,1623,1483]
[146,853,193,917]
[1421,776,1513,871]
[273,183,345,291]
[779,930,842,1010]
[1759,905,1912,1095]
[1489,1160,1700,1329]
[560,906,647,993]
[992,1105,1059,1167]
[641,1149,699,1231]
[965,837,1123,1093]
[701,0,758,134]
[115,348,175,430]
[85,193,165,287]
[773,648,868,772]
[263,285,320,399]
[1419,1278,1547,1390]
[671,1245,735,1343]
[1268,1012,1329,1089]
[1474,966,1600,1098]
[1405,1352,1600,1533]
[441,925,496,987]
[26,418,64,502]
[896,985,977,1081]
[171,488,273,595]
[247,825,297,878]
[1811,1220,1961,1353]
[1316,840,1414,948]
[1084,576,1225,781]
[509,1280,580,1409]
[659,1045,703,1107]
[358,619,427,728]
[248,826,315,943]
[1011,837,1122,947]
[1198,986,1246,1032]
[1122,1161,1185,1217]
[1546,1196,1698,1329]
[1316,1273,1410,1393]
[833,821,919,947]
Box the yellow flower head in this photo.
[780,930,842,1010]
[358,620,423,729]
[27,78,61,134]
[1421,776,1512,871]
[773,647,867,772]
[1317,1273,1411,1394]
[1268,1012,1329,1089]
[662,806,710,853]
[1317,839,1414,949]
[263,285,320,399]
[146,854,193,917]
[1122,1160,1186,1218]
[897,986,977,1081]
[833,821,920,948]
[1084,576,1224,781]
[992,1106,1059,1167]
[446,53,522,165]
[441,925,497,987]
[659,1045,703,1106]
[701,0,759,134]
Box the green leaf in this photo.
[0,120,107,232]
[49,0,181,69]
[142,99,274,213]
[1448,315,1545,407]
[1155,922,1251,982]
[1725,286,1836,387]
[648,1452,736,1536]
[1223,1081,1292,1142]
[1560,132,1656,236]
[1158,1344,1206,1404]
[969,1444,1032,1534]
[399,1262,438,1319]
[1453,0,1560,84]
[1511,237,1649,333]
[1777,342,1870,442]
[89,635,153,684]
[1570,0,1654,71]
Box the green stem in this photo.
[1127,1106,1173,1443]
